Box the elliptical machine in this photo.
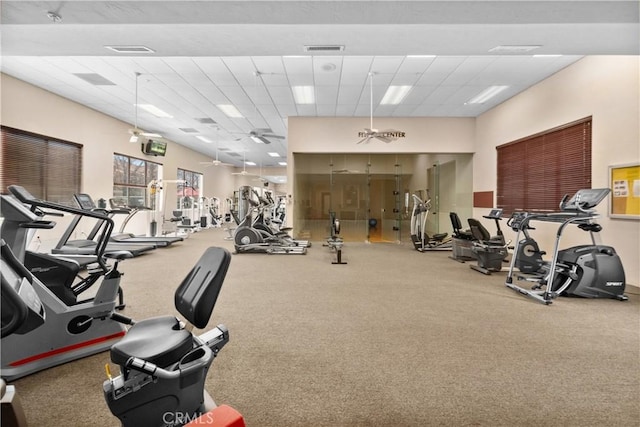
[410,192,451,252]
[233,187,306,255]
[505,188,628,305]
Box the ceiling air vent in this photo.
[179,128,199,133]
[104,45,155,53]
[488,45,542,54]
[304,45,345,52]
[196,118,217,124]
[73,73,115,86]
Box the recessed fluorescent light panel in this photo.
[466,86,509,104]
[245,161,256,166]
[292,86,315,104]
[196,136,213,143]
[268,152,280,157]
[217,104,243,118]
[278,161,287,166]
[250,136,263,144]
[136,104,173,118]
[380,86,412,105]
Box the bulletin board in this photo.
[609,163,640,219]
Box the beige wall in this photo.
[1,73,243,245]
[3,55,638,285]
[475,56,640,286]
[287,116,477,229]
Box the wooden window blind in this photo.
[496,117,592,214]
[1,126,82,206]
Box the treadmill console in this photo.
[74,193,96,211]
[562,188,610,212]
[484,208,503,220]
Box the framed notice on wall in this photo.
[609,163,640,219]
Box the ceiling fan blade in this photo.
[261,134,285,139]
[256,136,271,144]
[356,137,372,144]
[375,136,393,143]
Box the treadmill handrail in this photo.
[8,185,114,271]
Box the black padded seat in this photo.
[110,316,193,367]
[110,247,231,369]
[433,232,448,241]
[450,212,474,240]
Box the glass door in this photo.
[426,162,440,235]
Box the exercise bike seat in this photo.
[103,250,135,261]
[110,316,193,367]
[109,247,231,368]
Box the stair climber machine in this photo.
[102,246,240,427]
[505,188,628,305]
[410,192,451,252]
[0,185,132,381]
[233,187,306,255]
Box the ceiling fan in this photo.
[251,162,269,183]
[356,72,405,144]
[128,72,163,143]
[235,128,285,145]
[231,152,258,177]
[199,127,232,167]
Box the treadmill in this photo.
[106,197,183,247]
[45,194,157,257]
[6,185,154,260]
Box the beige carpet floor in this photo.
[9,227,640,426]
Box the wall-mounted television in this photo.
[141,139,167,156]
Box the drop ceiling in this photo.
[1,1,638,169]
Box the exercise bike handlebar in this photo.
[125,357,181,380]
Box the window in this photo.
[1,126,82,206]
[496,117,592,214]
[113,153,161,207]
[177,168,202,209]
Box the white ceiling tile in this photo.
[251,57,286,75]
[283,56,313,74]
[266,86,295,104]
[316,86,339,105]
[371,56,405,74]
[316,104,337,116]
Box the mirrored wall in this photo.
[293,153,474,243]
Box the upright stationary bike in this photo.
[1,186,130,381]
